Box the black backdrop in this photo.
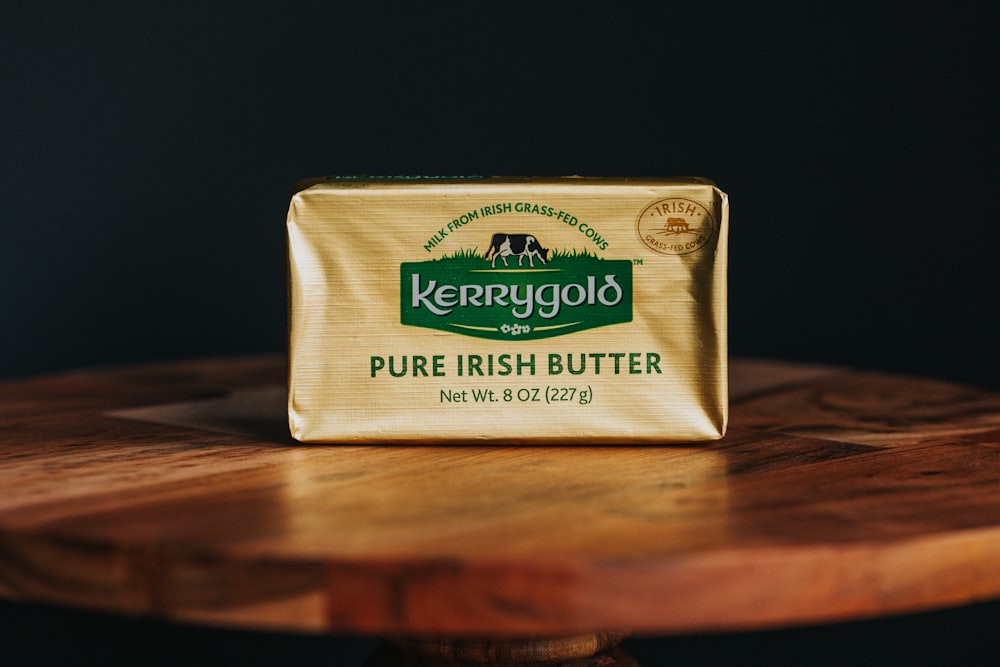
[3,2,997,388]
[1,2,998,665]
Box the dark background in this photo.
[1,1,997,665]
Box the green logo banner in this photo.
[401,255,633,341]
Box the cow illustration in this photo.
[483,233,550,268]
[665,217,689,233]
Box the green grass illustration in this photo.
[551,248,600,260]
[430,247,604,269]
[439,247,482,260]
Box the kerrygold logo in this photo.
[401,233,633,341]
[409,274,626,318]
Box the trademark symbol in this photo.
[633,258,643,265]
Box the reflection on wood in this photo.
[2,356,1000,637]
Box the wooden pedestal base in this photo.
[365,632,636,666]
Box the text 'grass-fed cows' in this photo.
[484,234,550,268]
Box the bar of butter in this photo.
[287,176,728,443]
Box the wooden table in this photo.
[2,356,1000,665]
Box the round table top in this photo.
[2,356,1000,636]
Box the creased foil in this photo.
[287,176,728,444]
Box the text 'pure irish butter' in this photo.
[286,176,728,444]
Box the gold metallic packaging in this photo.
[287,176,728,443]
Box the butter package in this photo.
[287,176,728,444]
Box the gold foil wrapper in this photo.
[287,176,728,443]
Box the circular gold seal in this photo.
[636,197,716,255]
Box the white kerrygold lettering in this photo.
[535,283,560,319]
[412,274,451,315]
[435,284,458,308]
[561,283,586,307]
[485,284,509,307]
[460,284,484,307]
[597,275,623,306]
[509,284,534,319]
[410,273,623,318]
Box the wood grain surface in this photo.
[2,356,1000,636]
